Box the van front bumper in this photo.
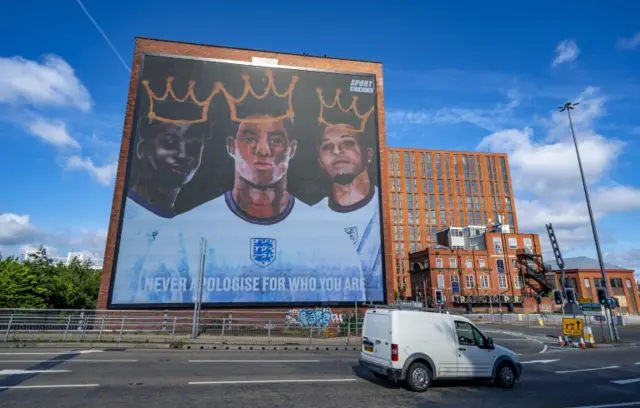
[359,358,403,381]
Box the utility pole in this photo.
[558,102,619,342]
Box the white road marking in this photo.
[188,360,320,363]
[0,369,71,375]
[0,350,103,356]
[0,359,137,363]
[555,366,619,374]
[0,384,99,390]
[612,378,640,385]
[565,401,640,408]
[521,359,559,364]
[189,378,358,385]
[541,344,548,353]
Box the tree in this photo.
[0,247,101,309]
[0,256,50,308]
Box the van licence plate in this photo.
[364,345,374,352]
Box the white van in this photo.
[358,307,522,392]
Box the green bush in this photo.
[0,247,101,309]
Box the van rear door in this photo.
[362,311,392,366]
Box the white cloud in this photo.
[617,32,640,50]
[0,55,92,112]
[0,214,40,246]
[477,86,640,253]
[26,117,80,148]
[0,213,106,263]
[66,155,117,185]
[604,248,640,278]
[552,39,580,67]
[387,89,520,132]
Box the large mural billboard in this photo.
[108,53,385,307]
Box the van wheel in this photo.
[494,362,516,389]
[405,362,432,392]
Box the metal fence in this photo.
[2,308,637,346]
[0,308,364,346]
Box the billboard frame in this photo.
[105,45,388,310]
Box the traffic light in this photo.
[553,289,563,305]
[435,289,443,305]
[565,288,576,304]
[535,295,542,305]
[596,288,607,305]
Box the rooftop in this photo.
[544,256,632,271]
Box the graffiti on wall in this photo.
[285,308,345,328]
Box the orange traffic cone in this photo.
[558,333,566,346]
[579,337,586,349]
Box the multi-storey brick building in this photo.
[385,148,518,296]
[408,224,555,313]
[545,257,640,315]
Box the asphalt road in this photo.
[476,321,640,345]
[1,334,640,408]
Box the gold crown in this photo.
[316,88,374,133]
[142,77,224,124]
[220,70,299,124]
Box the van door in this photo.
[454,320,496,378]
[362,312,392,366]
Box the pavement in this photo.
[1,332,640,408]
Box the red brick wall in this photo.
[97,38,393,309]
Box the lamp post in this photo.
[558,102,619,342]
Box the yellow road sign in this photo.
[562,317,585,336]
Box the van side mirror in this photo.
[487,337,494,349]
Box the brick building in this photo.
[385,148,517,296]
[545,257,640,315]
[408,222,555,313]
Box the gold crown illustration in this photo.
[220,70,299,124]
[316,88,374,133]
[142,77,224,124]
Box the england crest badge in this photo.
[250,238,277,267]
[344,226,358,245]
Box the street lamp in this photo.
[558,102,619,341]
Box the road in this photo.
[476,321,640,345]
[1,333,640,408]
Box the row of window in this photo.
[390,209,516,231]
[389,151,508,185]
[436,274,523,290]
[392,193,508,213]
[433,256,529,272]
[390,177,511,199]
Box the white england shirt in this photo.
[135,191,365,304]
[313,186,384,302]
[111,192,175,304]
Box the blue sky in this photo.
[0,0,639,276]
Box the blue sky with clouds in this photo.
[0,0,639,276]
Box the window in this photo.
[498,275,508,289]
[465,258,473,268]
[465,275,475,288]
[455,321,486,347]
[496,260,505,273]
[584,278,591,288]
[523,238,532,249]
[435,258,443,268]
[493,237,503,254]
[626,279,633,289]
[478,258,486,268]
[508,237,517,249]
[481,275,489,288]
[449,258,457,268]
[437,274,445,289]
[514,276,522,289]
